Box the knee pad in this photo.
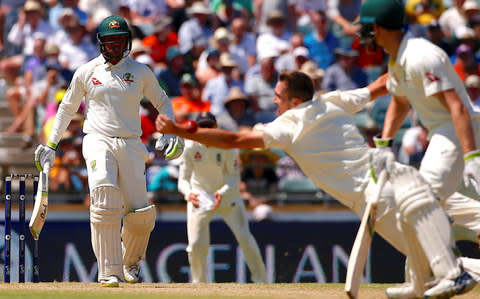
[122,205,156,266]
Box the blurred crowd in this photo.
[2,0,480,207]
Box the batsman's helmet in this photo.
[355,0,405,30]
[96,16,132,62]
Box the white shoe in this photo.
[385,280,438,299]
[100,275,120,287]
[123,264,140,283]
[424,270,477,299]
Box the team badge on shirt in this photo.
[92,77,102,86]
[426,72,440,82]
[122,73,135,83]
[194,152,202,161]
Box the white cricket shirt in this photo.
[48,55,174,145]
[262,88,372,208]
[387,32,480,132]
[178,140,241,201]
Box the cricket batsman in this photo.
[355,0,480,297]
[34,16,184,286]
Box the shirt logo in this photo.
[92,77,102,85]
[122,73,135,83]
[90,160,97,172]
[426,72,440,82]
[194,152,202,161]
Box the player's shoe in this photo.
[100,275,120,287]
[123,264,140,283]
[423,270,477,299]
[385,280,437,299]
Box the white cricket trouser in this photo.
[82,134,150,211]
[186,196,267,283]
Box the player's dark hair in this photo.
[279,70,314,102]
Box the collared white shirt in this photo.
[178,140,241,202]
[49,55,173,145]
[262,88,372,208]
[387,32,480,132]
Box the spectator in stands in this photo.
[463,0,480,26]
[326,0,361,47]
[425,20,454,56]
[139,98,159,145]
[211,0,250,29]
[240,148,279,196]
[275,34,308,71]
[130,38,150,60]
[256,10,292,62]
[58,21,98,72]
[466,74,480,109]
[300,60,325,95]
[453,43,480,82]
[245,50,278,123]
[157,45,191,97]
[322,47,368,91]
[195,48,221,86]
[116,3,146,40]
[294,0,327,35]
[439,0,467,41]
[196,27,233,77]
[3,1,53,76]
[171,73,210,123]
[229,16,256,76]
[48,0,88,31]
[178,1,213,58]
[217,86,256,131]
[304,9,339,70]
[202,52,243,116]
[255,0,296,34]
[127,0,168,27]
[77,0,121,32]
[6,60,69,148]
[142,15,178,67]
[405,0,445,27]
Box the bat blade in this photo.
[345,171,387,299]
[29,163,49,240]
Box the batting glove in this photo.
[369,148,395,183]
[155,134,184,160]
[464,150,480,194]
[34,143,56,172]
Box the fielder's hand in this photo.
[155,134,184,160]
[464,150,480,194]
[34,144,56,172]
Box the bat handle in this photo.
[43,161,51,173]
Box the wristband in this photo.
[373,136,393,148]
[47,141,58,150]
[464,150,480,162]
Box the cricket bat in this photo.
[29,162,50,240]
[345,170,387,299]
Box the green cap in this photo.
[356,0,405,30]
[97,16,130,38]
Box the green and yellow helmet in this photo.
[96,16,132,62]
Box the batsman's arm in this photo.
[155,114,265,150]
[381,94,410,139]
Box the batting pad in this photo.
[90,186,124,281]
[390,164,461,280]
[122,205,156,267]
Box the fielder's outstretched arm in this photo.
[155,114,265,150]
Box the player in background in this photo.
[156,70,477,298]
[178,112,267,283]
[34,16,184,287]
[356,1,480,297]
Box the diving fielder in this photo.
[156,70,477,298]
[178,112,267,283]
[34,16,184,287]
[356,1,480,297]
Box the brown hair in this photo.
[278,70,314,102]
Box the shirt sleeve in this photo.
[321,88,371,115]
[412,51,454,97]
[262,115,294,150]
[142,67,175,120]
[386,68,407,97]
[48,67,86,147]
